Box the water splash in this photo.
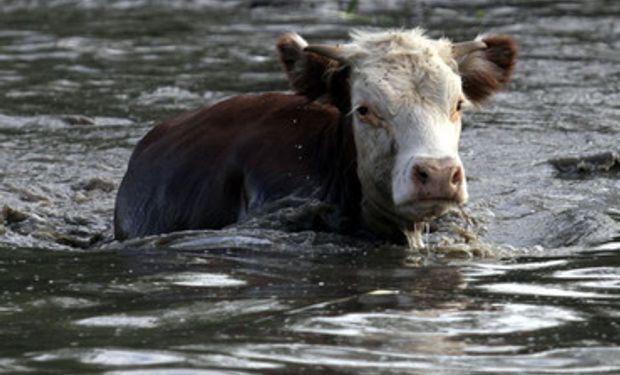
[402,206,500,259]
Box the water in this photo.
[1,0,620,373]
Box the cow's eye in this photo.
[356,106,369,116]
[355,104,390,132]
[456,99,464,112]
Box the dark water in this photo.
[1,0,620,373]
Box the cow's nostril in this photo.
[413,166,429,185]
[451,167,463,186]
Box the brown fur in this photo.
[114,93,361,240]
[276,34,351,113]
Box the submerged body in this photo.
[115,29,516,241]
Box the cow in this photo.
[114,29,517,243]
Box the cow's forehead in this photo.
[344,29,460,109]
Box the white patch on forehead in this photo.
[343,28,460,112]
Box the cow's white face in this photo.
[343,30,469,230]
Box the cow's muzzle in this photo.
[411,157,466,203]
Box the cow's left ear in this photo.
[276,33,351,113]
[456,35,517,104]
[277,33,329,99]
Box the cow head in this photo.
[277,29,516,237]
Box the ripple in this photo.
[72,299,286,332]
[163,272,246,288]
[0,0,246,11]
[463,260,568,280]
[104,369,254,375]
[166,350,282,371]
[577,280,620,290]
[554,267,620,280]
[167,234,273,251]
[134,86,205,110]
[0,305,21,314]
[552,267,620,291]
[158,299,287,323]
[28,296,99,309]
[290,303,582,339]
[0,113,134,128]
[75,315,159,328]
[0,51,80,62]
[481,283,614,299]
[0,358,30,373]
[595,242,620,251]
[222,344,620,373]
[32,348,185,366]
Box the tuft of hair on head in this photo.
[458,35,518,104]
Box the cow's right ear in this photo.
[276,33,351,112]
[457,35,517,105]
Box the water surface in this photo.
[1,0,620,373]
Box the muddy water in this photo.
[1,0,620,373]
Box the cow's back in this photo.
[114,93,357,240]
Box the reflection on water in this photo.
[2,240,620,373]
[1,0,620,374]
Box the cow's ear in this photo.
[277,33,330,99]
[457,35,517,104]
[276,33,351,112]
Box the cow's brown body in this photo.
[114,93,360,240]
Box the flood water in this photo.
[1,0,620,373]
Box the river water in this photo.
[1,0,620,374]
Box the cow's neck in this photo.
[320,109,404,241]
[360,193,407,241]
[319,113,362,232]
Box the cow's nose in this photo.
[411,158,465,200]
